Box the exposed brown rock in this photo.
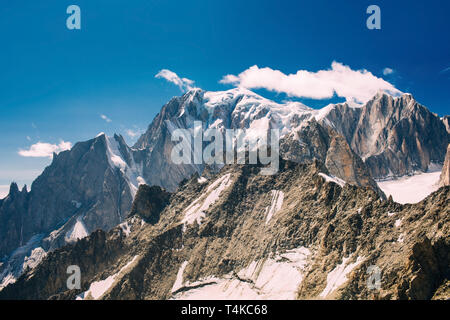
[2,160,448,300]
[439,144,450,187]
[129,185,171,224]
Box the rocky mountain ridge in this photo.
[1,159,448,300]
[0,88,448,291]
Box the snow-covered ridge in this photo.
[0,234,46,290]
[318,173,346,188]
[175,88,416,140]
[178,88,314,138]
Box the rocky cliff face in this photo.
[317,93,449,178]
[0,134,142,288]
[128,185,171,224]
[0,184,29,260]
[439,144,450,187]
[442,116,450,134]
[280,120,382,194]
[1,160,448,300]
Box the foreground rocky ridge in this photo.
[1,160,448,300]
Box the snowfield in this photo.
[105,135,146,199]
[65,216,89,242]
[171,247,311,300]
[377,170,441,204]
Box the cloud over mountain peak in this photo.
[220,62,402,104]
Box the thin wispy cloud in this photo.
[383,67,394,75]
[439,66,450,74]
[100,114,112,123]
[125,129,143,138]
[220,62,402,104]
[155,69,195,91]
[18,140,72,158]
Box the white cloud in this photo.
[125,129,143,138]
[383,67,394,75]
[220,62,402,104]
[100,114,112,123]
[155,69,195,91]
[18,140,72,158]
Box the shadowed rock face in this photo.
[129,185,171,224]
[0,134,134,259]
[439,144,450,187]
[0,184,29,259]
[1,160,448,300]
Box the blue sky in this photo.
[0,0,449,193]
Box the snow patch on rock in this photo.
[65,216,88,242]
[181,173,233,228]
[171,247,311,300]
[318,173,346,188]
[0,234,46,290]
[265,190,284,224]
[76,255,139,300]
[105,135,145,199]
[320,255,364,298]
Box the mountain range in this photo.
[0,88,448,298]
